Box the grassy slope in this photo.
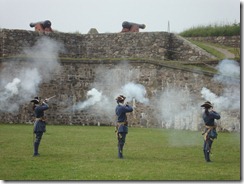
[0,124,240,181]
[188,40,240,61]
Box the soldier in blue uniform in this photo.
[31,97,49,156]
[115,95,133,159]
[201,101,221,162]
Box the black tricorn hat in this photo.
[31,96,40,104]
[116,95,126,103]
[201,101,213,108]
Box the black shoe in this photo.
[118,152,123,159]
[33,153,40,157]
[206,160,212,162]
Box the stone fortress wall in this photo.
[0,29,240,131]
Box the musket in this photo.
[45,95,56,101]
[42,95,56,103]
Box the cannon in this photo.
[29,20,53,33]
[121,21,146,32]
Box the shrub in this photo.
[180,22,240,37]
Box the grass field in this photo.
[0,124,240,181]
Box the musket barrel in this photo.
[47,95,56,100]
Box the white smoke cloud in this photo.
[200,87,218,102]
[155,87,199,130]
[200,59,240,132]
[70,82,149,112]
[67,62,149,123]
[0,78,22,112]
[71,88,103,110]
[121,82,149,104]
[0,37,63,113]
[16,68,42,95]
[213,59,240,85]
[153,59,240,132]
[5,78,21,96]
[201,59,240,111]
[200,87,239,111]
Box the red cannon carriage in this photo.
[30,20,53,33]
[121,21,146,32]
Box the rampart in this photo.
[0,29,215,61]
[0,29,240,132]
[187,36,240,48]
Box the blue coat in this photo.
[115,104,133,133]
[202,110,221,126]
[33,103,49,133]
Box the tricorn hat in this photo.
[201,101,213,108]
[31,96,40,104]
[116,95,126,103]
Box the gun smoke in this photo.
[121,82,149,104]
[200,59,240,131]
[68,59,240,132]
[201,59,240,111]
[153,59,240,132]
[0,37,63,113]
[155,86,199,130]
[68,63,149,122]
[71,88,103,111]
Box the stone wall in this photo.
[187,36,240,48]
[0,29,240,131]
[0,58,240,132]
[0,29,215,61]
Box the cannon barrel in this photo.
[122,21,146,29]
[29,20,52,28]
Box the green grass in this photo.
[190,40,226,60]
[189,40,240,61]
[0,124,240,181]
[179,22,240,37]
